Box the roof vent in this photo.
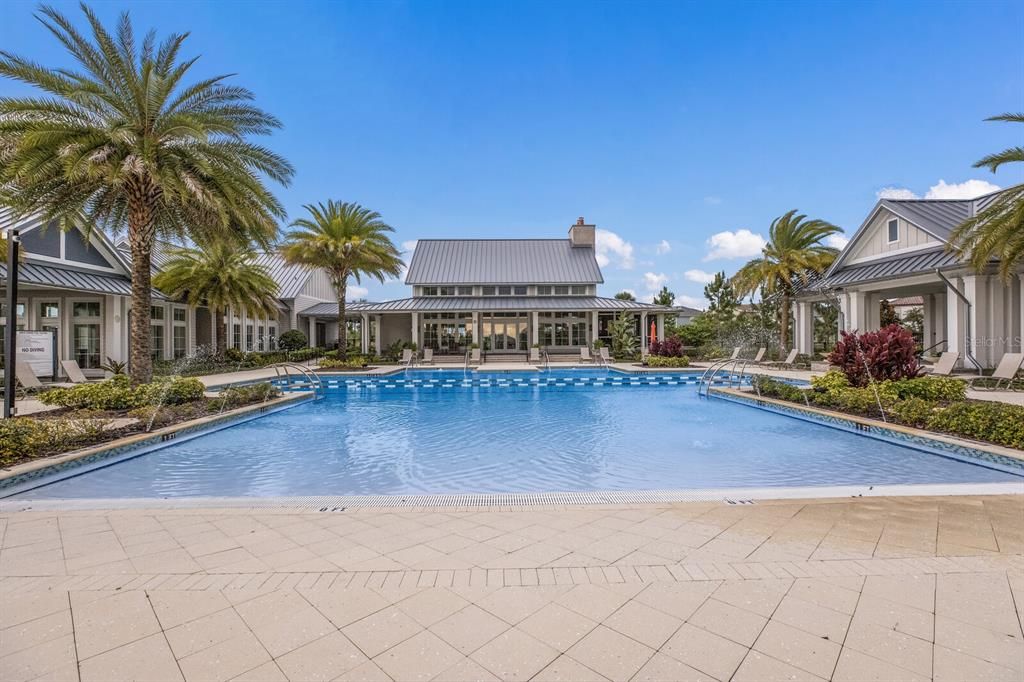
[569,217,596,248]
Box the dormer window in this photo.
[513,286,527,296]
[537,286,552,296]
[482,286,496,296]
[571,285,587,295]
[497,286,512,296]
[887,219,899,244]
[554,285,569,295]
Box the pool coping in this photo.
[0,392,314,496]
[711,387,1024,471]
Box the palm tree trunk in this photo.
[337,280,347,360]
[780,292,792,353]
[127,189,158,384]
[214,306,227,358]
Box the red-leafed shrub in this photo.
[828,324,922,386]
[649,336,686,357]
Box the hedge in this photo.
[646,355,690,368]
[0,418,110,465]
[39,376,205,410]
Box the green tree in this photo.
[153,240,280,357]
[281,201,403,359]
[880,300,900,327]
[731,210,842,351]
[703,271,739,323]
[0,5,292,382]
[948,114,1024,281]
[614,290,636,301]
[653,286,675,306]
[813,302,839,354]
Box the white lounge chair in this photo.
[924,351,959,377]
[750,347,766,364]
[765,349,799,369]
[599,347,612,364]
[399,348,414,366]
[579,347,593,363]
[422,348,434,365]
[712,347,741,362]
[967,352,1023,390]
[15,361,45,393]
[61,359,93,383]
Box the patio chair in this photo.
[13,361,46,398]
[750,347,766,364]
[579,346,593,363]
[599,347,612,364]
[764,349,799,370]
[966,352,1023,391]
[923,351,959,377]
[711,347,741,362]
[60,359,93,384]
[422,348,434,365]
[399,348,414,366]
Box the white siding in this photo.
[847,209,938,263]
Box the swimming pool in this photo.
[11,369,1022,499]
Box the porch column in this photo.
[963,275,990,367]
[945,277,965,363]
[847,291,864,331]
[360,313,369,355]
[104,295,125,367]
[308,316,317,347]
[795,301,814,356]
[838,294,850,335]
[590,311,599,345]
[656,314,664,342]
[640,311,648,349]
[374,315,382,355]
[410,312,419,347]
[471,312,479,347]
[531,311,539,345]
[865,293,881,330]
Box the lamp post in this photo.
[4,229,20,418]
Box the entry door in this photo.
[316,322,327,347]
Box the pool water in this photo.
[15,371,1021,499]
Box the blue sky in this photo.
[3,1,1023,307]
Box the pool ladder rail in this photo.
[273,362,325,400]
[697,358,750,398]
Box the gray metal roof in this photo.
[0,262,167,299]
[300,296,666,317]
[405,240,603,285]
[877,188,1010,240]
[822,248,961,287]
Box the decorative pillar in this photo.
[656,314,664,343]
[361,313,369,354]
[945,278,964,360]
[922,294,934,353]
[640,311,648,350]
[308,316,317,347]
[410,312,419,347]
[795,301,813,356]
[590,311,599,345]
[472,311,479,347]
[374,315,382,355]
[531,311,539,345]
[846,291,863,332]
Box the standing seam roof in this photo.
[405,240,604,285]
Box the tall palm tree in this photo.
[0,5,292,382]
[731,210,842,351]
[153,240,280,357]
[948,114,1024,282]
[281,201,403,359]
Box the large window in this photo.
[268,324,277,350]
[480,312,526,351]
[420,313,474,352]
[538,312,589,347]
[150,305,165,360]
[245,324,254,351]
[72,300,102,369]
[233,323,241,349]
[171,307,187,359]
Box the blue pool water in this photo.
[14,370,1022,498]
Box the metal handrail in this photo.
[918,339,948,358]
[697,358,732,397]
[274,362,324,400]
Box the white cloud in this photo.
[826,234,850,249]
[703,229,766,261]
[655,239,671,255]
[677,295,704,309]
[876,187,918,200]
[401,239,419,252]
[620,288,636,298]
[876,179,1001,201]
[595,229,635,269]
[643,272,669,292]
[925,179,1000,200]
[684,269,717,284]
[704,196,722,206]
[347,285,369,300]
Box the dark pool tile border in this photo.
[713,388,1024,476]
[0,393,313,498]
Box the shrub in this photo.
[828,324,922,387]
[224,347,245,362]
[319,357,369,370]
[217,382,280,408]
[0,417,110,465]
[752,376,807,402]
[927,402,1024,449]
[646,355,690,368]
[888,397,936,427]
[39,376,204,410]
[277,329,308,351]
[810,370,849,393]
[649,336,686,358]
[893,376,966,403]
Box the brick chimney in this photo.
[568,217,596,247]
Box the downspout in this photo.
[935,269,982,374]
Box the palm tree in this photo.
[948,114,1024,282]
[153,240,280,357]
[0,5,292,382]
[281,201,403,359]
[731,210,842,351]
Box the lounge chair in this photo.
[422,348,434,365]
[750,347,766,364]
[711,347,741,362]
[765,349,799,370]
[61,359,93,383]
[579,347,593,363]
[15,361,45,394]
[599,347,612,364]
[967,352,1023,390]
[399,348,414,366]
[529,347,542,364]
[923,351,959,377]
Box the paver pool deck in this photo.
[1,495,1022,681]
